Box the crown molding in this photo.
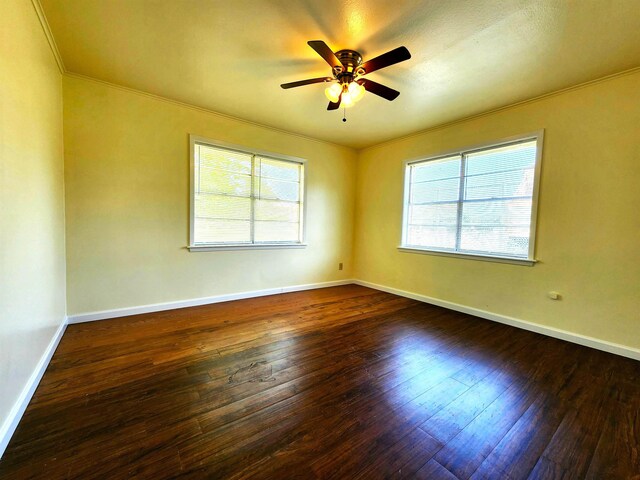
[30,0,640,153]
[361,65,640,153]
[31,0,65,74]
[63,72,355,152]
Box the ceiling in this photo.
[41,0,640,149]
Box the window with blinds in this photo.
[191,140,305,248]
[401,135,542,261]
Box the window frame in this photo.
[188,135,307,251]
[399,131,544,266]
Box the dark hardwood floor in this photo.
[1,285,638,479]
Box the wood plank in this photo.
[435,378,540,479]
[415,459,460,480]
[419,367,515,444]
[583,400,640,480]
[469,394,565,479]
[0,285,638,480]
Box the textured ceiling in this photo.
[41,0,640,149]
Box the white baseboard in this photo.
[67,279,355,324]
[1,279,636,461]
[68,278,640,361]
[0,317,68,459]
[354,280,640,361]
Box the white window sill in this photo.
[398,246,536,266]
[188,243,307,252]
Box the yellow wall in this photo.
[63,75,357,315]
[2,0,637,457]
[63,70,640,351]
[354,71,640,350]
[0,0,66,432]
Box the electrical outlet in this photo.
[338,263,343,271]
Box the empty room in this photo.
[1,0,639,478]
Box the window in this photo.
[400,133,543,264]
[189,136,305,250]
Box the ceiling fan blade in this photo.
[359,79,400,101]
[327,95,342,110]
[281,77,332,89]
[308,40,343,70]
[360,46,411,75]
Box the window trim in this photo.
[399,130,544,265]
[188,135,307,251]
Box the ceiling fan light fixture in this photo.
[348,81,365,102]
[283,40,411,114]
[324,83,342,103]
[342,81,365,108]
[341,90,355,108]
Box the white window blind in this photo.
[192,141,304,247]
[402,136,541,261]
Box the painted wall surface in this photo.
[0,0,66,431]
[354,71,640,350]
[63,75,357,315]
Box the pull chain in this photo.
[342,108,347,123]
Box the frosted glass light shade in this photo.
[341,91,355,107]
[324,83,342,103]
[348,82,365,102]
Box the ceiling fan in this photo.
[281,40,411,111]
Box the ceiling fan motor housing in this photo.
[334,50,365,83]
